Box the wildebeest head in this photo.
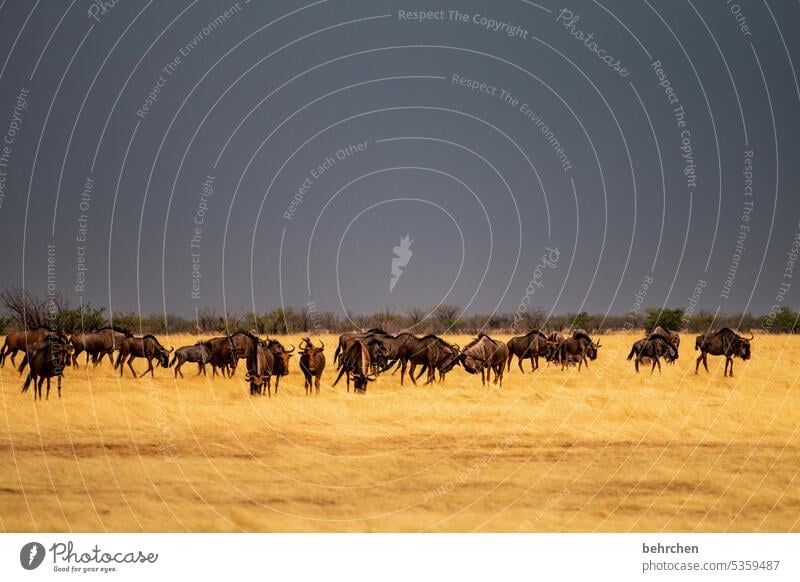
[365,337,389,372]
[157,345,173,367]
[299,337,324,371]
[739,335,753,360]
[267,340,294,375]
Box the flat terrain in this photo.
[1,333,798,532]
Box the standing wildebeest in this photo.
[1,326,65,367]
[333,337,389,393]
[458,333,508,386]
[170,341,213,378]
[554,330,600,371]
[507,330,549,373]
[244,333,275,397]
[21,338,71,400]
[69,326,131,368]
[299,337,326,395]
[695,327,752,377]
[627,336,678,373]
[115,334,173,377]
[206,336,237,377]
[264,339,294,394]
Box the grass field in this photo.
[0,332,798,532]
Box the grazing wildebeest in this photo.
[458,333,508,386]
[334,328,387,369]
[407,335,462,385]
[69,326,132,368]
[1,326,65,367]
[695,327,752,377]
[507,330,549,373]
[554,330,600,371]
[243,333,275,397]
[627,336,678,373]
[170,341,213,378]
[264,339,294,394]
[333,337,388,393]
[21,338,71,400]
[299,337,326,395]
[114,334,173,377]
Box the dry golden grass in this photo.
[1,332,799,532]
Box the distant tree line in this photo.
[0,287,797,336]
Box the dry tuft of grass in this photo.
[1,333,798,532]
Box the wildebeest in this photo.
[627,336,677,373]
[333,336,389,393]
[114,334,173,377]
[506,330,549,373]
[299,337,326,395]
[244,333,274,397]
[170,341,213,378]
[554,330,600,371]
[205,336,236,377]
[458,333,508,386]
[695,327,752,377]
[21,338,71,400]
[69,326,132,368]
[334,328,387,370]
[1,326,65,367]
[265,338,294,394]
[402,335,461,385]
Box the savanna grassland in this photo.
[1,333,798,532]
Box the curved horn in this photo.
[299,337,310,349]
[167,346,174,353]
[318,339,325,349]
[747,332,754,341]
[285,344,295,353]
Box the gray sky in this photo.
[0,0,798,321]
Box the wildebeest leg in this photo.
[517,355,525,374]
[634,356,640,373]
[175,360,183,378]
[651,358,657,374]
[266,378,271,398]
[274,376,280,394]
[726,356,734,377]
[199,362,206,376]
[126,355,138,378]
[408,363,418,386]
[399,360,407,385]
[10,349,18,366]
[37,376,44,401]
[532,355,539,372]
[57,376,62,398]
[142,357,155,378]
[702,353,709,373]
[315,373,321,394]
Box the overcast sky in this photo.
[0,0,798,322]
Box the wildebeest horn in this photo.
[747,332,754,341]
[318,339,325,349]
[286,344,295,353]
[299,337,310,349]
[167,346,174,353]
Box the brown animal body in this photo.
[299,338,326,395]
[1,327,62,367]
[114,335,173,377]
[506,330,549,373]
[695,328,752,377]
[21,338,71,400]
[69,326,131,368]
[458,333,508,386]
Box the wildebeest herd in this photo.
[0,324,754,400]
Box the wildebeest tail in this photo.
[169,354,177,368]
[21,372,32,393]
[626,345,637,360]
